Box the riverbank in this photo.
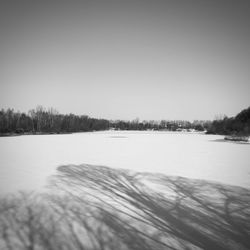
[0,131,74,137]
[0,129,205,137]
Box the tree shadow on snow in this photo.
[53,164,250,250]
[0,164,250,250]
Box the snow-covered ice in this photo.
[0,131,249,194]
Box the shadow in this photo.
[108,136,128,138]
[210,139,250,145]
[52,164,250,250]
[1,164,250,250]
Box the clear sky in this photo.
[0,0,249,121]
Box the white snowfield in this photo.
[0,131,249,194]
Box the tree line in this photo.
[0,105,210,135]
[206,106,250,136]
[0,106,109,134]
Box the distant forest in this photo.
[0,106,209,135]
[207,106,250,136]
[0,106,249,136]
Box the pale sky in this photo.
[0,0,249,121]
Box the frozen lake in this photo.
[0,131,249,194]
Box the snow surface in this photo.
[0,131,249,194]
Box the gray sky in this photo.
[0,0,249,121]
